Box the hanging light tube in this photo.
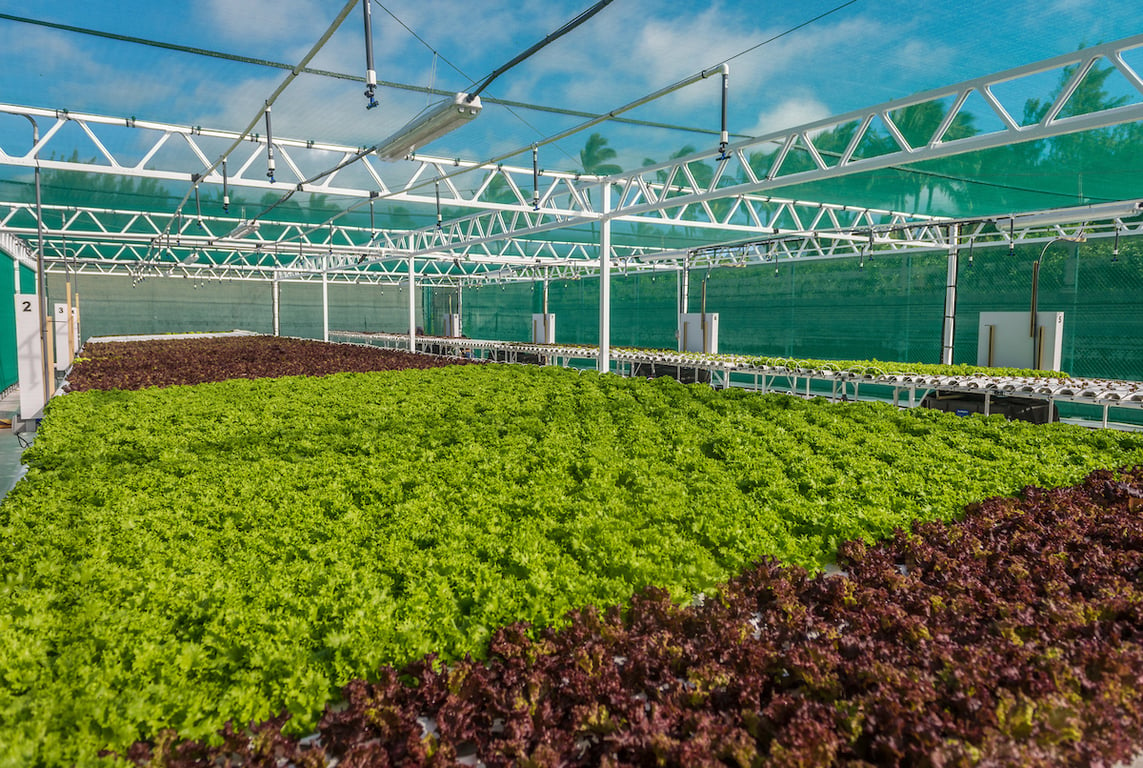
[992,199,1143,231]
[225,220,261,239]
[374,92,483,161]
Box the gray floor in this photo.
[0,386,30,501]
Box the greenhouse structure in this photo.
[3,2,1143,766]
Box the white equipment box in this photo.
[977,311,1064,371]
[532,313,556,344]
[678,313,718,354]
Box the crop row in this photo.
[122,468,1143,767]
[66,335,480,391]
[3,364,1143,765]
[522,342,1068,379]
[744,355,1069,379]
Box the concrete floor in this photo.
[0,386,30,500]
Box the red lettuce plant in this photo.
[121,468,1143,767]
[67,336,481,391]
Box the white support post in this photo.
[272,272,281,336]
[597,183,611,373]
[29,117,52,406]
[679,257,690,315]
[456,283,463,337]
[322,256,330,342]
[408,255,416,353]
[941,223,959,365]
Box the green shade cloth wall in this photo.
[1,255,35,392]
[30,233,1143,382]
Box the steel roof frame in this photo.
[386,33,1143,269]
[0,35,1140,282]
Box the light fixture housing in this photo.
[993,200,1143,231]
[225,220,260,239]
[375,92,482,161]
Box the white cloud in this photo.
[198,0,328,48]
[488,3,892,123]
[0,24,85,73]
[745,95,832,138]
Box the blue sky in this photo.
[1,0,1141,176]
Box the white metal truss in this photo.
[0,200,664,284]
[0,34,1141,282]
[0,229,35,269]
[388,33,1143,264]
[3,196,1142,286]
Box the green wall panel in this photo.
[25,233,1143,383]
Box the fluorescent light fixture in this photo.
[375,92,482,161]
[225,220,260,239]
[993,200,1143,231]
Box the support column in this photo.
[679,256,690,315]
[272,272,281,336]
[28,116,52,405]
[456,282,463,337]
[321,257,330,342]
[941,223,959,365]
[597,183,611,373]
[408,255,416,353]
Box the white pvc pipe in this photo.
[408,255,416,353]
[941,223,958,365]
[597,182,611,373]
[679,258,689,315]
[272,272,280,336]
[321,257,329,342]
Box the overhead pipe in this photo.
[361,0,378,109]
[264,103,276,182]
[221,158,230,213]
[532,144,540,210]
[718,67,730,159]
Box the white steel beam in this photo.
[0,34,1138,265]
[0,35,1138,283]
[942,224,959,366]
[598,182,611,374]
[407,255,416,353]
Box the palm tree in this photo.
[580,133,622,176]
[481,172,518,204]
[887,102,978,214]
